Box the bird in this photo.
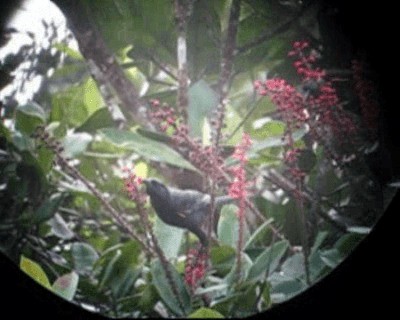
[144,179,233,246]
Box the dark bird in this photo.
[144,179,233,246]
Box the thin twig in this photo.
[263,168,348,232]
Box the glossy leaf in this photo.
[154,217,184,259]
[99,128,197,171]
[76,108,115,133]
[188,307,224,319]
[217,204,239,247]
[188,80,218,137]
[20,256,51,290]
[151,259,191,316]
[71,242,99,274]
[48,213,74,240]
[247,240,289,281]
[52,272,79,301]
[15,102,46,135]
[33,193,64,224]
[62,132,92,158]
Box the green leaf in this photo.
[99,128,197,171]
[137,284,159,312]
[320,249,343,269]
[224,253,253,285]
[15,102,46,135]
[154,217,184,259]
[76,108,115,133]
[223,104,244,145]
[251,127,307,152]
[51,77,103,127]
[247,240,289,281]
[97,240,141,297]
[217,204,239,247]
[48,213,74,240]
[71,242,99,274]
[188,80,218,137]
[62,132,92,158]
[280,253,305,278]
[37,147,54,173]
[188,308,224,319]
[210,245,236,275]
[53,42,84,60]
[33,193,64,224]
[151,259,191,316]
[20,256,51,290]
[52,272,79,301]
[311,231,329,255]
[244,218,274,249]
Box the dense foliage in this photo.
[0,0,393,318]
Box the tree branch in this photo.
[174,0,194,122]
[50,0,148,126]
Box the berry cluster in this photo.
[228,133,252,204]
[184,248,207,289]
[147,100,226,182]
[122,167,147,204]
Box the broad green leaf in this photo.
[37,147,54,173]
[71,242,99,274]
[188,80,218,137]
[244,218,274,249]
[252,119,285,140]
[62,132,92,158]
[251,127,307,152]
[99,128,197,171]
[210,245,236,275]
[51,77,102,127]
[310,231,329,255]
[223,104,244,145]
[20,256,51,290]
[224,253,253,285]
[188,307,224,319]
[12,131,34,151]
[48,213,74,240]
[76,108,115,133]
[247,240,289,281]
[319,249,343,269]
[135,284,159,311]
[97,240,141,297]
[33,193,64,224]
[15,102,46,135]
[154,217,184,259]
[217,204,239,247]
[53,42,84,60]
[269,271,306,299]
[210,245,236,265]
[52,272,79,301]
[280,253,305,278]
[151,259,192,316]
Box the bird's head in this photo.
[143,179,170,203]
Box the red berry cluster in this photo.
[147,99,226,182]
[228,133,252,205]
[122,167,147,204]
[184,248,207,289]
[149,99,178,132]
